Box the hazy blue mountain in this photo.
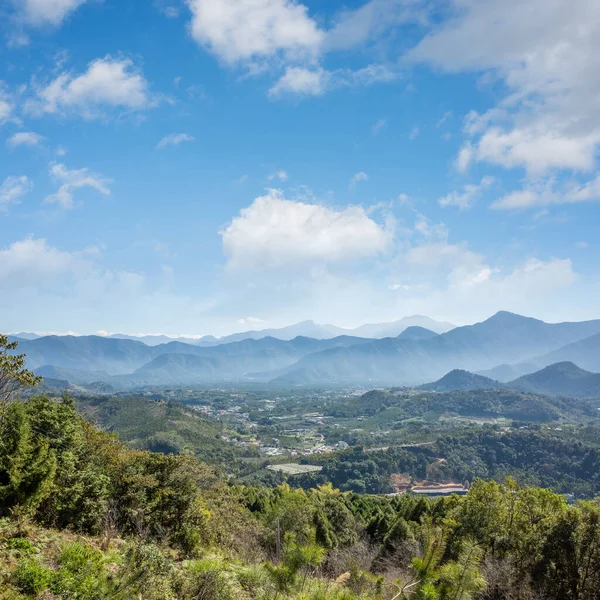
[476,363,537,382]
[10,332,42,340]
[217,321,340,343]
[508,362,600,398]
[419,369,501,392]
[16,336,153,375]
[347,316,455,337]
[14,312,600,387]
[270,312,600,385]
[531,333,600,373]
[397,326,439,341]
[125,335,375,384]
[216,316,454,343]
[34,365,113,385]
[19,333,373,384]
[107,333,213,346]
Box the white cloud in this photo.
[409,126,420,140]
[45,163,112,209]
[186,0,324,64]
[28,56,153,118]
[20,0,90,26]
[0,88,13,124]
[0,237,88,287]
[267,170,288,182]
[268,64,399,97]
[410,0,600,176]
[438,176,494,210]
[492,175,600,210]
[0,176,33,210]
[163,6,180,18]
[7,132,45,148]
[220,189,393,270]
[349,171,368,190]
[372,118,387,135]
[238,316,266,329]
[156,133,195,149]
[325,0,425,52]
[455,143,474,172]
[268,67,328,97]
[413,213,448,241]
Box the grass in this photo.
[267,464,324,475]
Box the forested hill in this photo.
[2,393,600,600]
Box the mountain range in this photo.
[7,311,600,390]
[11,315,454,347]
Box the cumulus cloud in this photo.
[7,132,45,148]
[45,163,112,209]
[156,133,195,149]
[349,171,368,190]
[19,0,90,26]
[28,56,153,118]
[0,176,33,210]
[410,0,600,176]
[438,176,494,210]
[220,189,393,270]
[186,0,324,64]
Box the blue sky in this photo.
[1,0,599,336]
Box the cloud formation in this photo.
[7,132,45,148]
[156,133,195,149]
[0,176,33,210]
[492,175,600,210]
[221,189,393,270]
[410,0,600,177]
[28,56,153,118]
[438,176,494,210]
[349,171,368,190]
[45,163,112,209]
[19,0,90,26]
[186,0,323,64]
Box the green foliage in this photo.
[11,559,53,595]
[0,336,42,405]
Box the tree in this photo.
[0,335,41,409]
[0,401,57,517]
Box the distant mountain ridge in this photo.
[9,311,600,389]
[269,312,600,385]
[22,315,455,347]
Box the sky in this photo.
[0,0,599,336]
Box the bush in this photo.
[12,559,53,595]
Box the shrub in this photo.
[12,559,53,595]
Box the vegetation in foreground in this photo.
[1,337,600,599]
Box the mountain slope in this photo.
[19,333,374,384]
[509,362,600,398]
[217,316,454,343]
[270,312,600,385]
[419,369,501,392]
[397,326,439,341]
[532,333,600,373]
